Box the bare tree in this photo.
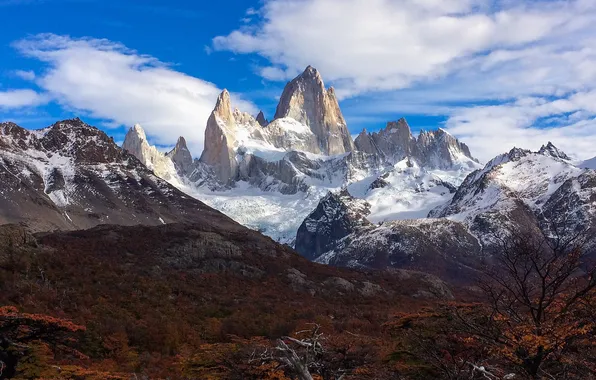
[249,324,352,380]
[458,219,596,379]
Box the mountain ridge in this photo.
[0,118,230,232]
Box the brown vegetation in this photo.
[0,219,594,379]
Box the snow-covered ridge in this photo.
[428,143,594,248]
[0,118,217,232]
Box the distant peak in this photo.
[130,124,147,141]
[297,65,324,84]
[256,110,268,127]
[508,147,531,160]
[167,134,193,174]
[538,141,571,160]
[386,118,411,132]
[212,89,234,123]
[303,65,318,75]
[53,118,88,128]
[176,136,188,149]
[216,89,231,107]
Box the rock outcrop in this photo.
[538,141,571,161]
[274,66,355,155]
[295,189,372,260]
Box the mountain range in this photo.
[1,66,595,281]
[2,65,596,378]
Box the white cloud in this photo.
[445,94,596,161]
[213,0,592,98]
[0,89,47,109]
[13,33,255,155]
[13,70,36,81]
[214,0,596,161]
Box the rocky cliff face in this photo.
[274,66,355,155]
[295,188,483,282]
[417,128,476,169]
[198,90,241,184]
[256,110,268,127]
[295,189,372,260]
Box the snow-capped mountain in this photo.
[354,118,478,170]
[294,142,596,278]
[429,143,594,246]
[0,118,228,231]
[295,188,483,282]
[2,66,592,281]
[121,66,480,244]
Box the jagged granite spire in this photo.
[354,128,381,156]
[199,90,239,184]
[122,124,180,180]
[122,124,149,162]
[274,66,354,155]
[354,118,478,169]
[167,136,194,176]
[256,110,268,127]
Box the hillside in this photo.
[0,222,452,378]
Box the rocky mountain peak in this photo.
[41,119,121,164]
[213,89,235,126]
[167,136,194,176]
[354,128,381,156]
[417,127,476,168]
[274,66,354,155]
[386,118,415,140]
[131,123,147,141]
[355,119,417,162]
[122,124,149,158]
[256,110,268,127]
[507,147,532,161]
[354,120,478,169]
[122,124,180,179]
[199,90,240,184]
[295,188,372,260]
[300,65,324,84]
[539,142,571,160]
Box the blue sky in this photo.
[1,0,596,162]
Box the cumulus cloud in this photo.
[214,0,596,161]
[214,0,591,97]
[445,95,596,162]
[13,33,255,154]
[0,89,47,109]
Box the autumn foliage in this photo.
[0,221,595,379]
[0,306,87,379]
